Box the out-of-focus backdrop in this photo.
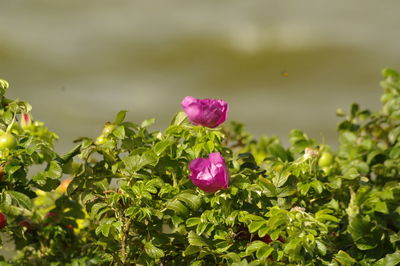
[1,0,400,153]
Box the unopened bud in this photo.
[20,112,32,128]
[304,147,319,159]
[0,79,9,91]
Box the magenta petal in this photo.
[208,152,225,164]
[181,96,197,108]
[181,96,228,128]
[189,158,210,177]
[215,100,228,127]
[188,152,229,193]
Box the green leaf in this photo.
[215,243,233,254]
[186,217,201,227]
[196,222,208,235]
[5,165,21,177]
[184,245,201,256]
[310,180,323,194]
[59,144,82,162]
[272,170,291,188]
[166,200,188,216]
[348,215,379,250]
[342,167,359,180]
[176,192,202,210]
[315,240,327,256]
[97,218,115,237]
[114,110,127,124]
[112,126,125,139]
[6,191,32,210]
[334,250,356,265]
[256,245,273,259]
[91,203,109,219]
[374,201,388,214]
[154,140,172,156]
[375,250,400,266]
[340,131,357,144]
[276,186,296,197]
[188,231,208,247]
[268,143,288,161]
[315,209,339,223]
[249,220,266,233]
[245,241,266,256]
[47,161,63,179]
[257,225,269,238]
[389,126,400,144]
[222,253,241,263]
[141,118,155,128]
[144,241,165,259]
[170,111,187,126]
[123,151,158,172]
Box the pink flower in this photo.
[181,96,228,128]
[189,152,229,193]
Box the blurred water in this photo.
[1,0,400,154]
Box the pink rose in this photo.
[189,152,229,193]
[181,96,228,128]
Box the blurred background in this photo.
[1,0,400,153]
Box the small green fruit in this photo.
[318,152,333,168]
[0,133,17,150]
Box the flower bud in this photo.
[0,79,9,91]
[20,112,32,128]
[181,96,228,128]
[304,147,319,159]
[189,152,229,193]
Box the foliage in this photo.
[1,69,400,265]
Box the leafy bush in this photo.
[1,69,400,265]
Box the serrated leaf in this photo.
[184,245,201,256]
[176,192,202,210]
[47,161,62,179]
[334,250,356,265]
[166,200,188,216]
[188,231,208,247]
[123,151,158,172]
[272,170,291,188]
[186,217,201,227]
[6,191,32,210]
[112,126,125,139]
[144,241,165,259]
[154,140,171,156]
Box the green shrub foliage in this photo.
[1,69,400,265]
